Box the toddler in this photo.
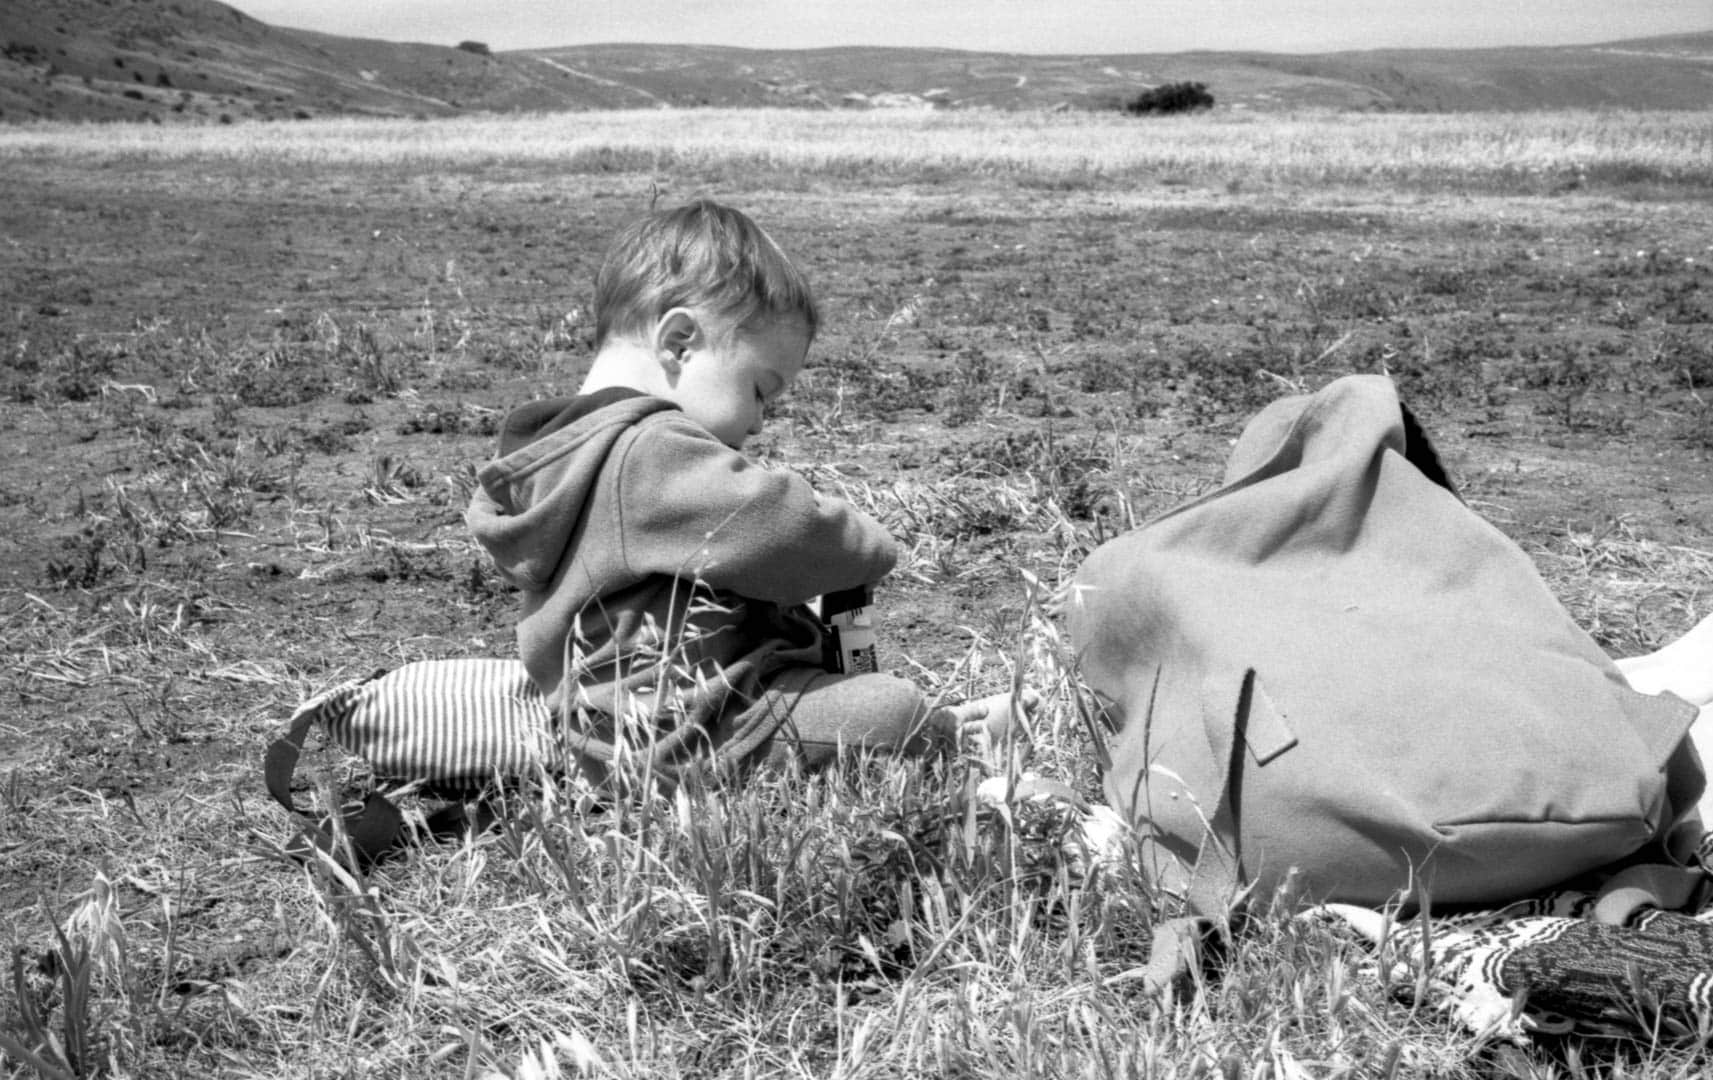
[467,199,1028,788]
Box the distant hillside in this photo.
[1231,34,1713,112]
[516,36,1713,113]
[2,0,1710,123]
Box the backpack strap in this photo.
[264,671,410,868]
[1182,668,1298,917]
[1183,667,1243,918]
[1105,664,1293,919]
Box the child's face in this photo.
[672,315,809,449]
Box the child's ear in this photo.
[654,308,700,378]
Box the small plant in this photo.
[45,528,113,591]
[364,453,423,504]
[3,931,95,1080]
[0,874,160,1079]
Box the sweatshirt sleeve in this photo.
[612,419,897,604]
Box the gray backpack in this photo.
[1068,376,1703,915]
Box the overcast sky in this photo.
[237,0,1712,55]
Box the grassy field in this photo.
[3,108,1712,1078]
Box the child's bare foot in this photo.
[937,688,1042,752]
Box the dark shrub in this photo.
[1123,81,1214,115]
[456,40,492,56]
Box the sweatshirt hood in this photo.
[466,393,678,591]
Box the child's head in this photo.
[592,199,818,449]
[593,198,819,352]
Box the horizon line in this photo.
[279,27,1713,60]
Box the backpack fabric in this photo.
[1067,374,1703,916]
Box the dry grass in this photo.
[1533,525,1713,659]
[7,464,1710,1078]
[3,108,1711,189]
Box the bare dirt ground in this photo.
[1,156,1710,1073]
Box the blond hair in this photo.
[593,199,819,349]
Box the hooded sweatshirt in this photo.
[466,390,898,782]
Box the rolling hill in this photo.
[2,0,1710,123]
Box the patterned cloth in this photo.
[1317,842,1713,1044]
